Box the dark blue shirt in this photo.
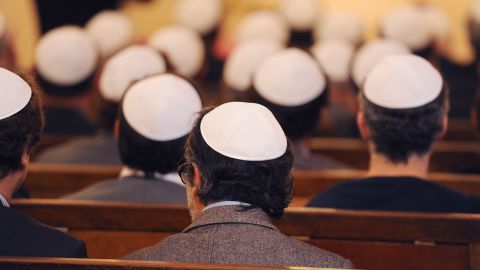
[308,176,480,213]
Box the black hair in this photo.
[474,89,480,132]
[35,70,95,97]
[90,93,118,132]
[117,73,201,176]
[359,84,449,163]
[182,107,294,219]
[0,73,44,179]
[250,89,327,139]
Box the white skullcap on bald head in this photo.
[86,10,134,58]
[123,74,202,141]
[352,39,411,87]
[100,45,166,102]
[315,11,364,44]
[200,102,287,161]
[381,5,432,51]
[35,26,99,86]
[148,25,205,78]
[175,0,223,35]
[224,39,284,92]
[364,54,443,109]
[0,68,32,120]
[254,48,326,107]
[278,0,317,31]
[234,11,290,44]
[311,40,355,83]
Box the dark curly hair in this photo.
[359,84,449,163]
[0,73,44,179]
[181,107,294,219]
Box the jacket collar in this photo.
[183,205,278,233]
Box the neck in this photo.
[0,170,25,203]
[367,151,430,179]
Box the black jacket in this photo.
[0,205,87,257]
[308,176,480,213]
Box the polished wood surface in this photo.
[11,199,480,269]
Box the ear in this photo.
[114,119,120,140]
[437,115,448,140]
[356,112,369,140]
[192,163,202,191]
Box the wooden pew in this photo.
[0,257,333,270]
[308,138,480,171]
[11,199,480,270]
[24,164,480,206]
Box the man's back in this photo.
[63,176,186,205]
[125,205,352,268]
[308,176,480,213]
[0,205,87,257]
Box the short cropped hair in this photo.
[359,84,449,163]
[0,74,44,179]
[250,89,327,139]
[181,107,294,219]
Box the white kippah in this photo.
[473,0,480,24]
[224,39,284,92]
[200,102,287,161]
[254,48,326,107]
[421,5,450,42]
[364,54,443,109]
[123,74,202,141]
[175,0,223,35]
[0,68,32,120]
[234,11,290,44]
[35,26,99,86]
[148,25,205,78]
[314,11,364,44]
[278,0,317,31]
[99,45,166,102]
[311,40,355,83]
[86,10,134,58]
[381,5,432,51]
[352,39,411,87]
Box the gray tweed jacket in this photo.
[124,205,353,268]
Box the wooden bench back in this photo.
[308,138,480,171]
[11,199,480,270]
[24,164,480,206]
[0,257,332,270]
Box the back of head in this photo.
[181,102,293,219]
[95,45,166,131]
[359,55,448,163]
[118,74,202,175]
[252,48,327,139]
[234,11,290,45]
[0,69,43,179]
[35,26,99,97]
[174,0,223,36]
[147,26,205,79]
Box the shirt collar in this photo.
[119,167,184,187]
[0,193,10,207]
[202,201,250,212]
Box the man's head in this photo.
[251,48,327,139]
[357,54,448,164]
[95,45,166,132]
[117,73,202,175]
[178,102,294,221]
[0,69,44,197]
[35,26,99,97]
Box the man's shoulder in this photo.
[0,206,86,257]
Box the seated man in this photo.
[124,102,353,268]
[252,48,347,170]
[309,55,480,213]
[0,68,87,257]
[64,74,202,205]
